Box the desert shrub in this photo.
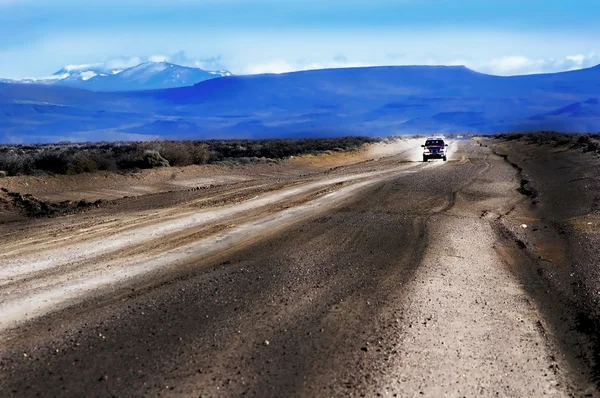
[114,148,145,170]
[113,148,169,169]
[66,153,98,175]
[497,132,582,147]
[155,141,194,166]
[190,143,211,164]
[506,133,525,141]
[585,140,599,152]
[523,132,565,146]
[202,136,376,161]
[33,150,70,174]
[495,133,525,141]
[141,150,170,168]
[0,136,376,176]
[494,132,600,152]
[553,135,575,146]
[141,141,211,166]
[0,150,35,176]
[577,134,591,145]
[89,152,118,172]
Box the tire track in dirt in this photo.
[0,159,434,334]
[0,165,421,282]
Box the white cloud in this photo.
[61,53,199,74]
[566,54,585,65]
[485,56,543,75]
[192,57,227,71]
[474,52,600,75]
[242,58,381,75]
[58,57,143,75]
[148,54,169,63]
[244,61,296,75]
[63,63,102,72]
[240,53,600,76]
[103,52,228,71]
[242,54,383,75]
[144,52,228,70]
[104,56,142,70]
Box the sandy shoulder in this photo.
[382,215,563,396]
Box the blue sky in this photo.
[1,0,599,78]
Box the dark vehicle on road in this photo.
[422,137,448,162]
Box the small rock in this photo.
[0,171,7,178]
[264,340,270,346]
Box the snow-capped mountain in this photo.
[1,64,120,85]
[2,62,232,91]
[83,62,232,91]
[51,64,123,83]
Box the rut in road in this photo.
[0,162,434,333]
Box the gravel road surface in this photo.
[1,139,599,397]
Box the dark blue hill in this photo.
[2,64,600,143]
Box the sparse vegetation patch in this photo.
[494,131,600,153]
[0,136,378,177]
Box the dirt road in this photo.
[1,138,599,397]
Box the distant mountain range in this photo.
[1,64,600,143]
[0,62,232,91]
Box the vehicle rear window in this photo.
[425,140,444,146]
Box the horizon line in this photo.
[3,61,599,83]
